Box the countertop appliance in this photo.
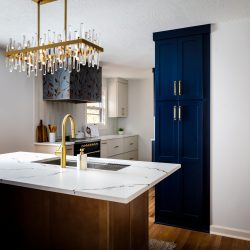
[73,139,101,158]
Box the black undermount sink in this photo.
[35,159,130,171]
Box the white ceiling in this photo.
[1,0,250,78]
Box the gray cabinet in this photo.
[108,78,128,117]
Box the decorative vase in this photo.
[118,131,124,135]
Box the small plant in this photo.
[117,128,124,135]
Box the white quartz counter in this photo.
[34,142,75,146]
[99,134,138,140]
[34,134,138,146]
[0,152,180,204]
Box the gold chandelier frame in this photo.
[5,0,104,58]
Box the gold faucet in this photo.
[55,114,75,168]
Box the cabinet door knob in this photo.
[174,81,177,96]
[178,106,182,121]
[173,105,177,121]
[178,80,182,96]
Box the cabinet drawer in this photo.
[107,138,123,156]
[110,153,126,160]
[123,150,138,161]
[124,136,138,152]
[101,140,109,158]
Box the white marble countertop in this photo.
[99,134,138,140]
[34,134,138,146]
[34,142,75,146]
[0,152,180,204]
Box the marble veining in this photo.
[0,152,181,203]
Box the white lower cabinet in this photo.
[101,136,138,160]
[100,141,109,158]
[111,150,138,160]
[123,150,138,160]
[107,138,123,156]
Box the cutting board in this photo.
[36,120,48,142]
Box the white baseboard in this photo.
[210,225,250,241]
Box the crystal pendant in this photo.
[5,22,102,76]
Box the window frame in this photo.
[86,82,107,130]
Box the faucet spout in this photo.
[55,114,75,168]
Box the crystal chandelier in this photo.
[5,0,104,77]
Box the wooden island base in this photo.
[0,184,149,250]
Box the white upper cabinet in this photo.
[108,78,128,117]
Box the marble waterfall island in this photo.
[0,152,180,250]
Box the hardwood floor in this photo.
[149,188,250,250]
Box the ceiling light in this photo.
[5,0,104,77]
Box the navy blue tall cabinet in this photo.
[153,25,210,232]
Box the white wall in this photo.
[0,52,35,153]
[118,77,154,161]
[211,19,250,237]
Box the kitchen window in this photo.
[86,86,106,126]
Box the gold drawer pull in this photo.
[178,106,182,121]
[174,81,177,96]
[178,80,182,96]
[173,105,177,121]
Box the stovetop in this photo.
[66,137,101,144]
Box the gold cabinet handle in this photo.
[178,106,182,121]
[173,105,177,121]
[178,80,182,96]
[174,81,177,96]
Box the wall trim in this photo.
[210,225,250,241]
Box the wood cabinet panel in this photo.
[0,184,148,250]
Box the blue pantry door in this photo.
[155,101,181,223]
[153,24,210,232]
[178,100,204,228]
[155,39,178,101]
[178,35,203,100]
[155,101,179,163]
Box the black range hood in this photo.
[43,65,102,103]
